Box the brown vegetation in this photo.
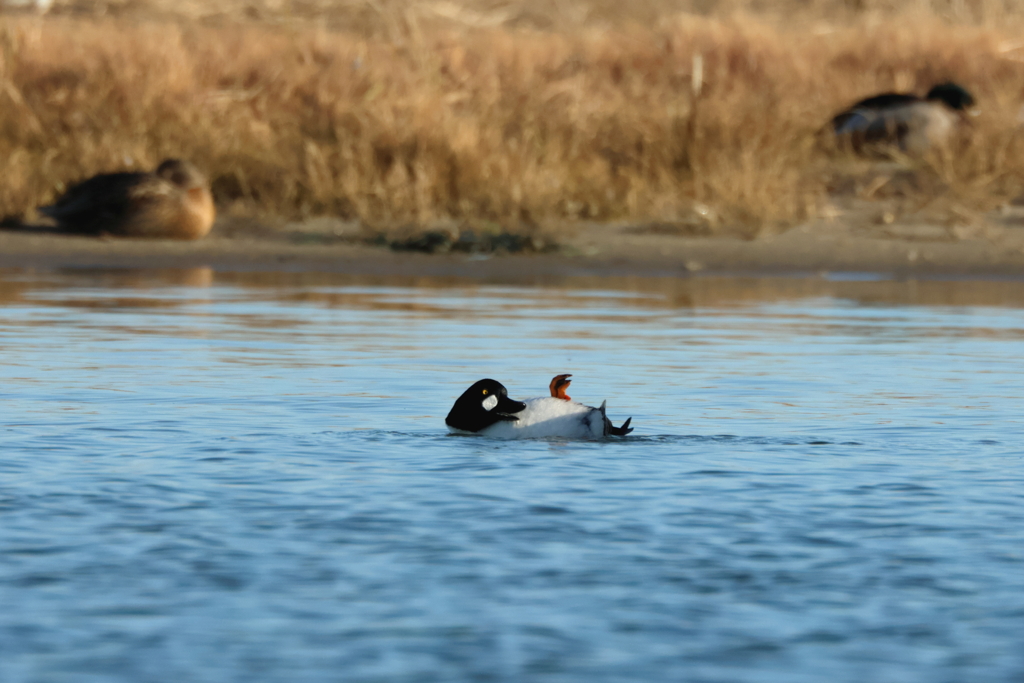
[3,0,1024,237]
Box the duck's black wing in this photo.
[848,93,919,110]
[831,93,920,134]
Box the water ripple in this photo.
[1,271,1024,682]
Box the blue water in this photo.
[1,268,1023,682]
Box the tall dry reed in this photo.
[3,0,1024,234]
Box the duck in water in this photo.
[445,375,633,439]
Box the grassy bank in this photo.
[3,0,1024,236]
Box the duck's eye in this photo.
[482,389,489,395]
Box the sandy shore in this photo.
[4,207,1024,282]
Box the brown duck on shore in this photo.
[39,159,215,240]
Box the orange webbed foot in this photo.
[549,373,572,401]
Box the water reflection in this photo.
[0,267,214,309]
[206,270,1024,309]
[7,267,1024,314]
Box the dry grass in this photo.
[4,0,1024,236]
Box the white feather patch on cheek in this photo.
[482,394,499,411]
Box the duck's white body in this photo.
[449,397,608,439]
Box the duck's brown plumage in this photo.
[40,159,215,240]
